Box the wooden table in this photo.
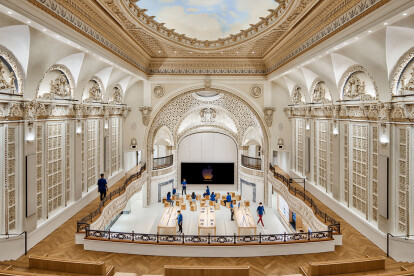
[198,206,216,235]
[157,206,180,235]
[234,206,256,235]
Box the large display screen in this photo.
[181,163,234,184]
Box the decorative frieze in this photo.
[139,106,152,126]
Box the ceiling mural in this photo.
[137,0,277,41]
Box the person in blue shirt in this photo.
[210,192,217,202]
[257,202,265,227]
[224,192,232,205]
[191,192,196,202]
[203,186,210,197]
[97,174,108,201]
[230,202,234,221]
[172,187,178,198]
[181,178,187,195]
[166,191,173,206]
[176,210,183,234]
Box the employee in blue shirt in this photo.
[257,202,265,227]
[172,187,178,198]
[181,178,187,195]
[166,191,173,206]
[97,174,108,201]
[230,202,234,221]
[224,192,232,205]
[203,186,210,197]
[176,210,183,234]
[210,192,217,202]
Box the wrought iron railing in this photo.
[241,155,261,170]
[153,155,173,170]
[269,164,341,233]
[77,164,146,232]
[85,229,333,245]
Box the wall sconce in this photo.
[76,120,82,134]
[380,123,388,146]
[104,119,109,130]
[305,120,310,130]
[26,121,35,142]
[332,121,338,135]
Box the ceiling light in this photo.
[27,21,31,24]
[190,51,193,54]
[334,47,338,50]
[384,22,388,25]
[354,37,359,40]
[344,42,348,45]
[251,51,255,54]
[7,11,12,14]
[326,51,329,54]
[174,51,177,53]
[368,30,372,33]
[56,35,60,38]
[42,28,47,32]
[158,50,161,53]
[403,13,407,16]
[220,51,223,54]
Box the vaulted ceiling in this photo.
[26,0,391,76]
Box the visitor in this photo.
[257,202,265,227]
[230,202,234,221]
[181,178,187,195]
[191,192,196,202]
[210,192,217,202]
[97,174,108,201]
[176,210,183,234]
[203,186,210,197]
[166,191,173,206]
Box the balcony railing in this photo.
[241,155,261,170]
[153,155,173,170]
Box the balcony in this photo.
[153,155,173,170]
[241,155,261,170]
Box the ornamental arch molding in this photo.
[145,86,271,206]
[338,65,379,101]
[390,46,414,96]
[35,64,75,99]
[0,46,24,95]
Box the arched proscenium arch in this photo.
[145,87,271,206]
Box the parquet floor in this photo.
[17,166,397,276]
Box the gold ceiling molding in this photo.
[116,0,292,50]
[25,0,393,75]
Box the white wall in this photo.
[123,151,137,172]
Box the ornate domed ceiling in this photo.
[27,0,391,76]
[136,0,278,41]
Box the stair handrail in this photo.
[0,231,27,255]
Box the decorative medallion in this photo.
[200,108,216,123]
[251,85,262,98]
[153,85,165,98]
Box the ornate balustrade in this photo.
[269,164,341,233]
[153,155,173,170]
[85,229,333,245]
[241,155,261,170]
[76,164,146,232]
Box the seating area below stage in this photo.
[109,190,289,236]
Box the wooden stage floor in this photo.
[18,166,393,276]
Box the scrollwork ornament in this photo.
[283,107,292,119]
[263,107,275,127]
[139,106,152,126]
[0,48,23,94]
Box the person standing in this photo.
[167,191,173,206]
[257,202,265,227]
[230,202,234,221]
[181,178,187,195]
[176,210,183,234]
[97,174,108,201]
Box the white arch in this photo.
[56,53,85,85]
[0,25,30,76]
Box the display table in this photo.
[157,206,180,235]
[234,206,256,235]
[198,206,216,235]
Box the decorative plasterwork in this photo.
[139,106,152,126]
[153,85,165,98]
[114,0,292,49]
[36,64,75,100]
[390,48,414,96]
[291,86,303,105]
[110,85,124,104]
[264,107,275,127]
[310,79,331,104]
[200,108,216,123]
[338,65,378,101]
[250,85,263,98]
[84,76,105,103]
[0,48,23,94]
